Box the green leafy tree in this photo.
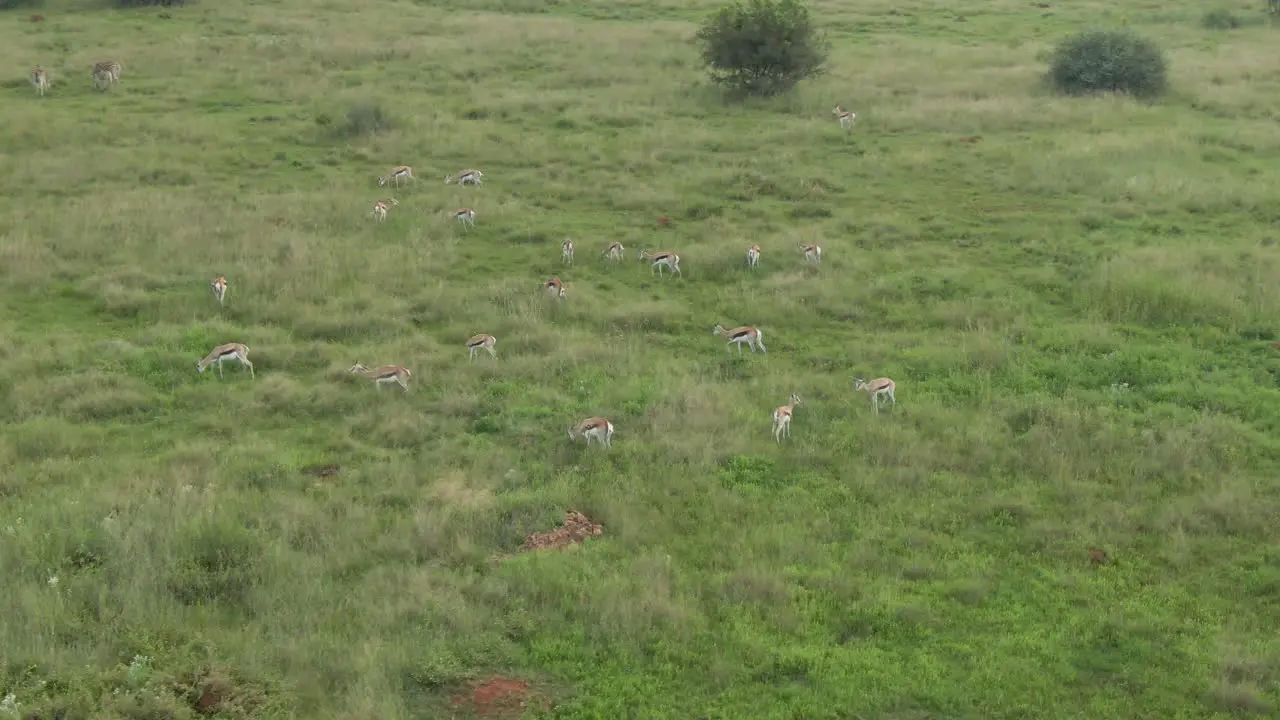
[694,0,828,97]
[1047,29,1168,100]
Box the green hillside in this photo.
[2,0,1278,717]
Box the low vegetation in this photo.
[2,0,1279,717]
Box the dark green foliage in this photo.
[0,0,43,9]
[115,0,187,6]
[1201,9,1243,28]
[694,0,828,97]
[335,101,394,138]
[1047,29,1168,100]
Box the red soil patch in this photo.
[519,510,603,552]
[450,676,548,718]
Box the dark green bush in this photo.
[1047,29,1168,100]
[694,0,828,97]
[335,101,394,139]
[115,0,187,6]
[1201,9,1242,28]
[0,0,43,9]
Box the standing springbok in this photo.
[771,393,802,443]
[454,207,476,229]
[197,343,254,379]
[853,377,896,413]
[544,277,566,299]
[378,165,414,187]
[467,333,497,361]
[562,238,574,265]
[349,363,411,393]
[569,417,614,448]
[833,106,856,132]
[603,241,625,262]
[445,169,483,186]
[30,66,50,96]
[210,276,228,306]
[802,244,822,264]
[746,245,761,268]
[639,249,681,277]
[371,198,398,222]
[713,324,766,355]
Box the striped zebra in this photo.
[92,60,121,90]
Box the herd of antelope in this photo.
[28,59,877,444]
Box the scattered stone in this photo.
[519,511,603,552]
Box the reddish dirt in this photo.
[450,676,548,718]
[519,510,603,552]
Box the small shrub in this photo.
[335,101,394,138]
[0,0,43,9]
[694,0,828,97]
[1047,29,1168,100]
[1201,9,1242,28]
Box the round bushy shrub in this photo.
[694,0,828,97]
[1047,29,1168,100]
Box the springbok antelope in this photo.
[454,207,476,229]
[802,244,822,264]
[853,377,896,413]
[197,343,254,379]
[467,333,497,361]
[445,169,483,186]
[92,61,121,90]
[639,249,681,277]
[30,66,49,96]
[602,241,624,262]
[772,393,802,443]
[544,277,566,299]
[210,276,228,306]
[349,363,411,392]
[713,324,766,355]
[833,105,856,132]
[568,417,614,448]
[371,198,398,222]
[746,245,761,268]
[562,238,575,265]
[377,165,414,187]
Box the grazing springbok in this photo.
[210,276,228,306]
[569,417,614,448]
[639,249,681,277]
[772,393,802,443]
[467,333,497,361]
[197,343,254,379]
[454,207,476,229]
[853,377,896,413]
[746,245,761,268]
[30,66,50,96]
[349,363,411,393]
[833,106,856,132]
[378,165,414,187]
[802,244,822,264]
[544,277,566,299]
[603,241,625,262]
[562,238,574,265]
[371,197,398,222]
[445,169,483,186]
[713,324,766,355]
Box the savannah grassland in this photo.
[2,0,1280,717]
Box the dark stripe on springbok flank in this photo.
[730,330,753,339]
[217,348,240,358]
[468,339,485,347]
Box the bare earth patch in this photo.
[450,676,549,718]
[520,510,603,552]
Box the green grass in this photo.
[3,0,1280,717]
